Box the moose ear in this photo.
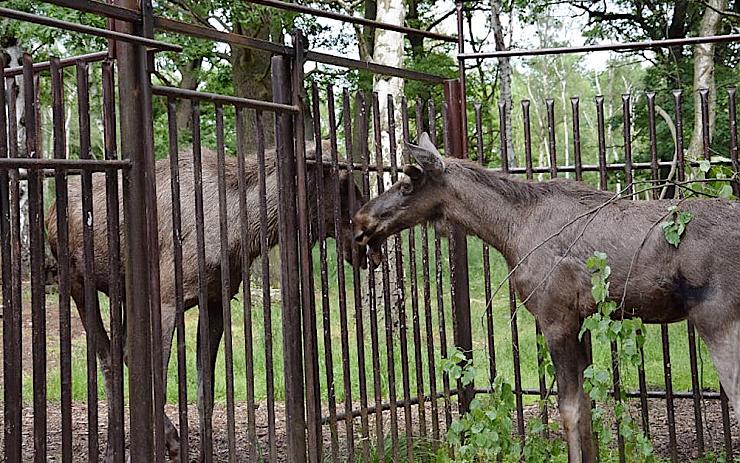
[405,132,444,175]
[403,164,423,180]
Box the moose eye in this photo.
[400,182,413,196]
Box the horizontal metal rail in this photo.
[4,51,109,77]
[247,0,456,42]
[40,0,140,22]
[154,16,447,83]
[0,7,181,52]
[151,85,299,113]
[0,158,130,170]
[459,33,740,59]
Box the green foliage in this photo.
[660,206,693,247]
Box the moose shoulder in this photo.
[353,131,740,463]
[46,140,365,462]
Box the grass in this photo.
[5,226,720,407]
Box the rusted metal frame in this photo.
[40,0,140,22]
[436,100,453,431]
[482,387,726,400]
[327,389,456,423]
[454,1,468,157]
[505,99,526,438]
[364,92,385,453]
[50,58,74,463]
[458,33,740,59]
[729,88,739,197]
[305,157,394,172]
[165,98,190,462]
[151,85,299,113]
[272,54,308,463]
[674,89,706,455]
[375,92,400,460]
[291,31,322,463]
[647,92,678,462]
[571,97,583,182]
[409,100,428,438]
[153,17,446,83]
[5,51,109,77]
[247,0,456,41]
[190,101,214,462]
[234,107,257,461]
[311,83,340,462]
[476,104,497,389]
[398,98,415,460]
[444,78,474,413]
[255,109,278,463]
[0,157,130,169]
[214,104,238,462]
[75,59,99,463]
[0,61,22,463]
[344,89,371,461]
[23,55,47,463]
[0,7,180,51]
[622,94,650,438]
[102,59,125,463]
[424,100,440,440]
[326,85,355,462]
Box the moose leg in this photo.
[690,305,740,422]
[196,299,225,463]
[159,303,182,462]
[543,318,596,463]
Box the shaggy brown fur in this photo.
[354,132,740,463]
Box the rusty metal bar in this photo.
[151,85,299,113]
[729,87,738,196]
[0,157,130,169]
[247,0,456,41]
[459,33,740,58]
[444,78,473,413]
[4,51,109,76]
[272,54,308,463]
[40,0,140,22]
[0,7,181,51]
[165,98,189,462]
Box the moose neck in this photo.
[440,161,536,265]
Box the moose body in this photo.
[46,140,363,462]
[353,133,740,463]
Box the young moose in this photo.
[46,140,365,462]
[353,132,740,463]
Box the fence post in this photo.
[443,79,474,413]
[114,0,155,460]
[272,54,308,462]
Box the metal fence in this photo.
[0,1,738,462]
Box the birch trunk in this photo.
[687,0,727,161]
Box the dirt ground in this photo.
[0,397,737,462]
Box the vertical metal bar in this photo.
[522,100,534,179]
[191,101,213,462]
[499,100,525,437]
[438,104,453,429]
[165,97,189,462]
[345,89,371,462]
[399,98,414,460]
[313,83,340,462]
[411,99,427,438]
[291,32,321,462]
[729,87,738,196]
[115,0,155,457]
[49,57,74,463]
[596,96,608,190]
[425,99,440,440]
[255,110,277,462]
[215,104,237,462]
[675,89,706,455]
[545,98,557,178]
[571,97,582,181]
[455,1,468,156]
[475,104,496,385]
[622,94,634,196]
[272,54,308,463]
[235,107,257,461]
[700,89,711,161]
[443,79,473,413]
[0,59,22,463]
[102,59,125,463]
[648,91,678,462]
[76,59,98,463]
[368,92,385,451]
[326,86,354,462]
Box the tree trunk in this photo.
[491,0,515,167]
[175,58,202,133]
[687,0,727,161]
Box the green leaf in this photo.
[699,159,711,173]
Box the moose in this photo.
[46,139,365,462]
[353,132,740,463]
